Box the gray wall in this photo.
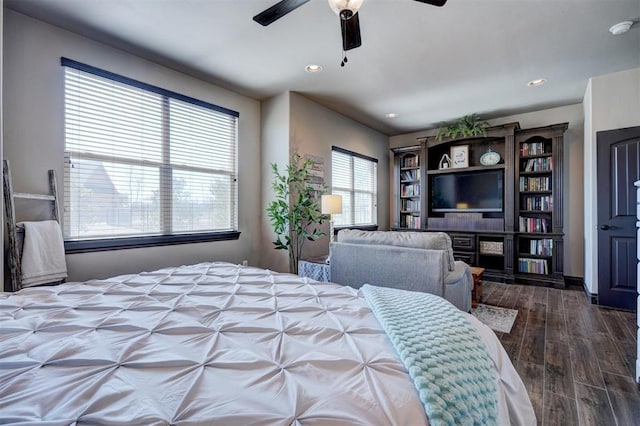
[259,92,390,272]
[289,92,390,259]
[3,10,262,282]
[583,67,640,294]
[259,92,291,272]
[3,10,390,281]
[390,104,585,278]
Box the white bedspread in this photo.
[0,262,534,425]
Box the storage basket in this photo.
[480,241,504,255]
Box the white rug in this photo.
[471,304,518,334]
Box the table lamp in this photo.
[321,194,343,242]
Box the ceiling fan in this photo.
[253,0,447,66]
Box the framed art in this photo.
[451,145,469,168]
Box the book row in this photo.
[521,195,553,211]
[402,215,421,229]
[519,176,551,191]
[519,216,551,233]
[520,142,548,156]
[401,156,419,168]
[525,239,553,256]
[401,183,420,197]
[400,169,420,181]
[522,157,553,172]
[401,199,421,211]
[518,258,549,274]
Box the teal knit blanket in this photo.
[361,284,498,426]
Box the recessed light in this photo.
[305,64,322,73]
[386,113,398,118]
[609,21,633,35]
[527,79,547,87]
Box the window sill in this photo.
[64,231,241,254]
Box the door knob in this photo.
[600,225,617,230]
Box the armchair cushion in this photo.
[338,229,456,271]
[330,242,447,297]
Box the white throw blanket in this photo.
[18,220,67,287]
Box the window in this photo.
[62,58,239,251]
[331,147,378,227]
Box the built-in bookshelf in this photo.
[514,123,567,286]
[395,147,424,230]
[391,122,568,287]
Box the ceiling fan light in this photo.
[527,78,547,87]
[609,21,633,35]
[328,0,364,17]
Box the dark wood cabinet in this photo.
[514,123,567,287]
[392,122,567,287]
[393,146,425,230]
[451,233,477,265]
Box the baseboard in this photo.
[514,274,565,288]
[470,273,598,304]
[563,275,598,304]
[564,275,583,288]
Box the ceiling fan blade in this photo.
[253,0,311,26]
[414,0,447,6]
[341,13,362,51]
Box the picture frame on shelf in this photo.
[451,145,469,168]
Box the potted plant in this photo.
[266,152,327,274]
[435,114,489,141]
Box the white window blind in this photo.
[331,148,377,226]
[63,60,238,243]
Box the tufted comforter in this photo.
[0,262,534,425]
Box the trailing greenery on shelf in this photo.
[435,114,489,141]
[266,152,327,274]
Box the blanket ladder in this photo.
[3,159,61,292]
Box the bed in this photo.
[0,262,534,425]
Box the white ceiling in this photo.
[5,0,640,135]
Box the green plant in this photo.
[435,114,489,141]
[266,152,327,274]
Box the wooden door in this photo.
[597,126,640,310]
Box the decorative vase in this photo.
[439,153,452,169]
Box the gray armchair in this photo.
[330,230,472,311]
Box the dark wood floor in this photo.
[482,281,639,426]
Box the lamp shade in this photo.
[321,195,343,215]
[327,0,364,16]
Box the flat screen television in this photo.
[431,170,503,212]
